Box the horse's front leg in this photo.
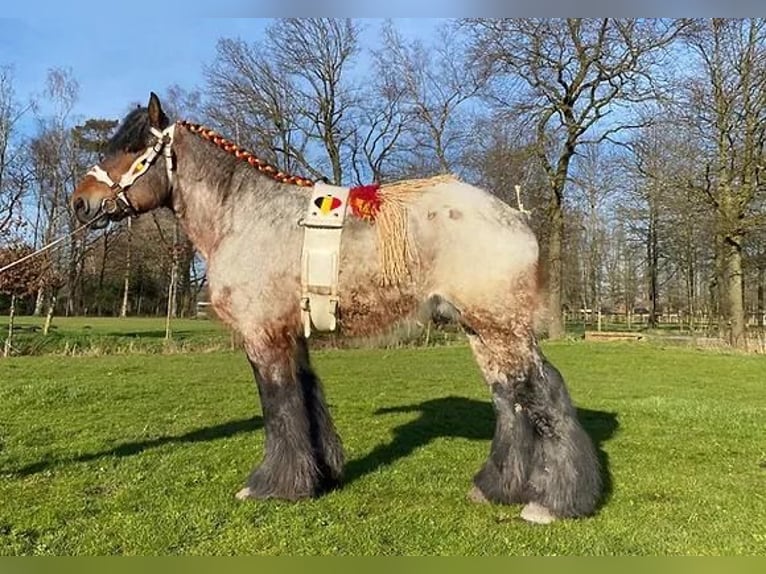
[236,322,345,501]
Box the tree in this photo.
[204,18,360,184]
[28,68,89,316]
[0,65,33,241]
[625,120,672,327]
[370,20,481,178]
[72,118,119,155]
[682,18,766,348]
[462,18,686,338]
[570,144,621,320]
[624,111,715,330]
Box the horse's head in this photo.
[71,92,174,229]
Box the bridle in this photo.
[86,124,176,218]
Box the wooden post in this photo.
[165,267,177,341]
[120,218,132,318]
[165,223,180,341]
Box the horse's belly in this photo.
[337,283,420,338]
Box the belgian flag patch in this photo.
[313,194,343,215]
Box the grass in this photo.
[0,315,463,356]
[0,315,231,356]
[0,341,764,555]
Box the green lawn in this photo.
[0,342,764,555]
[0,315,456,355]
[1,315,231,356]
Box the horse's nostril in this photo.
[73,197,87,214]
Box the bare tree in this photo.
[205,19,360,184]
[347,40,409,183]
[682,19,766,348]
[462,18,686,338]
[570,144,621,320]
[626,120,672,327]
[462,114,547,206]
[272,18,360,184]
[0,66,34,241]
[624,110,715,330]
[372,20,482,177]
[28,68,87,316]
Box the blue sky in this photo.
[1,18,442,128]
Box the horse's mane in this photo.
[105,107,155,155]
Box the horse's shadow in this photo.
[10,397,618,508]
[10,416,263,477]
[344,397,618,507]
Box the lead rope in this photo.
[0,215,101,276]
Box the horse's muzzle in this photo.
[72,197,90,222]
[72,196,111,228]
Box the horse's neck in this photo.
[170,128,308,260]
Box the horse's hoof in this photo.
[467,485,489,504]
[235,486,254,501]
[520,502,556,524]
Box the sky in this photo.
[0,17,442,131]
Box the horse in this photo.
[70,93,602,524]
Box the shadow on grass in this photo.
[10,416,263,477]
[345,396,618,508]
[10,397,617,510]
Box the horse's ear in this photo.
[147,92,167,128]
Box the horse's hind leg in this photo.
[236,323,344,500]
[465,315,601,522]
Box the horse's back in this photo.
[408,178,539,302]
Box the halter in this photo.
[86,125,176,217]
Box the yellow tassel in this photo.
[374,174,458,286]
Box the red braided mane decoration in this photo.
[178,120,384,221]
[177,120,315,187]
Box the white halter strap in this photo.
[86,124,176,215]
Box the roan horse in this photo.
[70,93,601,524]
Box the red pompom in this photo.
[348,184,382,222]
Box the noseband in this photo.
[86,125,176,218]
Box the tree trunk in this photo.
[4,293,16,357]
[32,288,45,316]
[96,232,109,316]
[165,266,177,341]
[723,236,746,349]
[713,228,726,338]
[546,199,565,339]
[66,232,84,316]
[758,265,765,328]
[686,252,695,333]
[43,293,57,335]
[647,202,659,329]
[120,218,132,318]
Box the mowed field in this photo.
[0,322,764,555]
